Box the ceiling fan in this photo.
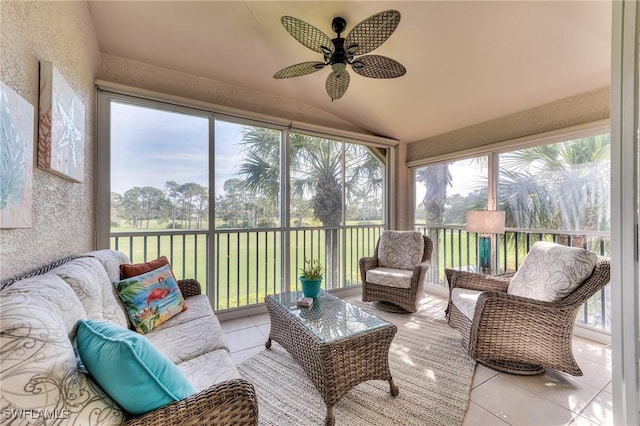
[273,10,406,101]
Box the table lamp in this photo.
[466,210,505,271]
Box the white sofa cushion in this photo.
[178,349,240,392]
[451,287,482,320]
[52,257,129,328]
[145,313,229,364]
[366,267,414,289]
[85,249,131,282]
[152,294,216,332]
[378,230,424,270]
[507,242,598,302]
[0,279,124,425]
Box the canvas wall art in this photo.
[38,61,85,182]
[0,82,34,228]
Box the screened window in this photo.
[99,92,389,311]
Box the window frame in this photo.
[96,84,394,310]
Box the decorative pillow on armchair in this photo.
[507,241,598,302]
[378,230,424,270]
[114,264,187,334]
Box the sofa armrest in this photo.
[125,378,258,426]
[177,279,202,298]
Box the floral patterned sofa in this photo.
[0,249,257,425]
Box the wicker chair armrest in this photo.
[177,279,202,298]
[359,256,379,285]
[125,378,258,426]
[445,269,510,292]
[474,290,567,314]
[412,261,432,283]
[359,256,378,272]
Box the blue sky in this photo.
[110,102,245,196]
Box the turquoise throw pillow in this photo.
[76,320,196,416]
[114,263,187,334]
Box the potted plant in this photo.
[299,258,324,298]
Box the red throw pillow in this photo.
[120,256,176,280]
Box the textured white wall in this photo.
[98,54,365,134]
[406,87,611,162]
[0,1,101,280]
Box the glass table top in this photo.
[266,290,391,343]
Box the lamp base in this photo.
[479,236,492,271]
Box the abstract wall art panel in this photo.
[0,82,34,228]
[38,61,85,182]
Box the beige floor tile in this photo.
[568,414,602,426]
[224,326,266,352]
[603,380,611,394]
[499,369,601,414]
[578,389,613,426]
[230,345,265,365]
[463,401,509,425]
[249,312,270,326]
[568,359,611,391]
[471,375,578,425]
[472,364,499,389]
[220,316,256,333]
[572,337,611,367]
[257,323,270,339]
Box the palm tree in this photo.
[499,134,610,246]
[415,163,452,279]
[236,127,383,287]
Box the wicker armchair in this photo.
[360,230,433,313]
[445,248,610,376]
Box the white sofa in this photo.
[0,249,257,425]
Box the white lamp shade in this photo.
[466,210,505,234]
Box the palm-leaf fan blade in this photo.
[281,16,334,55]
[326,70,350,101]
[351,55,406,79]
[274,61,326,79]
[344,10,401,56]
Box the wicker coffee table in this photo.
[264,290,398,426]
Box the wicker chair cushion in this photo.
[507,241,598,302]
[52,257,129,328]
[378,230,424,270]
[450,287,482,320]
[366,267,414,289]
[1,278,125,425]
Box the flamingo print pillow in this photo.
[114,264,187,334]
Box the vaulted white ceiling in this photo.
[88,1,611,143]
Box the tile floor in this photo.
[220,293,613,426]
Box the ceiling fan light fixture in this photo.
[331,62,346,74]
[275,10,405,100]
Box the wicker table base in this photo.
[265,291,398,426]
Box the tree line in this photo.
[111,181,208,229]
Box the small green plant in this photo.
[300,258,324,280]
